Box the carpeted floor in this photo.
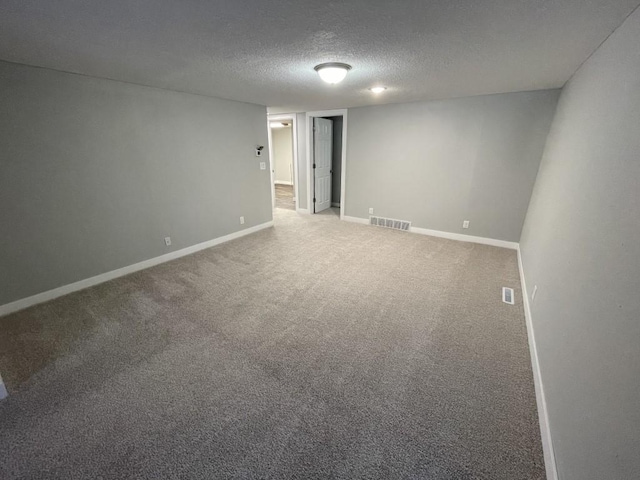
[0,209,545,479]
[275,184,295,210]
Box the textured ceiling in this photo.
[1,1,638,113]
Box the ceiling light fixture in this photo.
[314,62,352,84]
[270,122,289,129]
[369,86,387,93]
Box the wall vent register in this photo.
[502,287,515,305]
[369,216,411,231]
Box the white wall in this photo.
[0,60,272,307]
[271,126,293,184]
[519,7,640,480]
[345,90,559,241]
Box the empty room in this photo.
[1,2,638,479]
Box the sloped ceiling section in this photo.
[0,0,638,112]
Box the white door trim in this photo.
[305,109,348,220]
[267,114,300,212]
[266,118,276,210]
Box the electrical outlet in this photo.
[240,216,245,225]
[462,220,470,229]
[369,207,374,215]
[260,162,266,170]
[164,236,172,246]
[532,285,538,301]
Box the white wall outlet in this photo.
[260,162,266,170]
[532,285,538,301]
[240,216,245,225]
[369,207,374,215]
[164,236,172,246]
[462,220,470,229]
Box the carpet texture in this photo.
[275,184,295,211]
[0,209,545,479]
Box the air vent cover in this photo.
[370,216,411,231]
[502,287,515,305]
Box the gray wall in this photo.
[345,90,560,241]
[519,7,640,480]
[0,61,272,306]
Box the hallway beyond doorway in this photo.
[275,184,295,211]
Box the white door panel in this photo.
[313,117,332,213]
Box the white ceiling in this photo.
[1,1,638,113]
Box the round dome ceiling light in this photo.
[314,62,352,84]
[369,86,387,94]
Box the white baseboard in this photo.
[331,202,341,208]
[297,208,310,214]
[517,247,558,480]
[274,181,293,186]
[0,221,274,318]
[343,215,518,249]
[411,226,518,249]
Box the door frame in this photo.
[267,114,299,212]
[305,109,348,220]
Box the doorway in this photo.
[267,115,299,211]
[306,109,348,219]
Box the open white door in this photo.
[313,117,333,213]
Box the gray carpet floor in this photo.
[0,209,545,479]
